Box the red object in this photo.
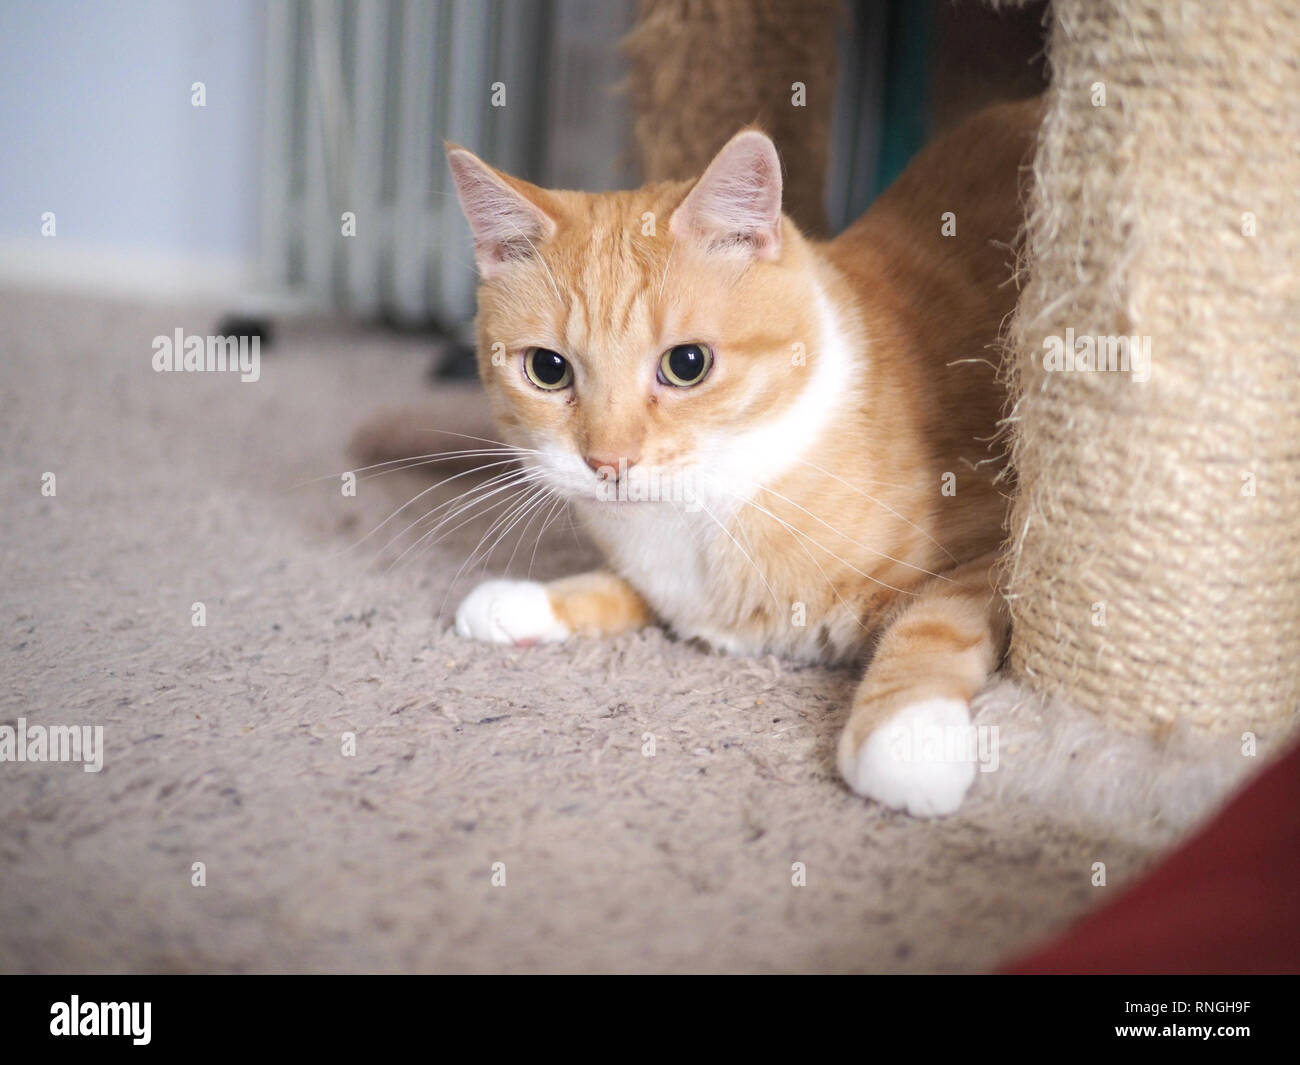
[1003,739,1300,974]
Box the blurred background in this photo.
[0,0,1046,352]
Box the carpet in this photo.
[0,287,1284,973]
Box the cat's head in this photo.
[446,130,836,515]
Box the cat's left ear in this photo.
[669,129,783,260]
[446,144,559,277]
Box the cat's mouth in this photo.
[526,451,706,513]
[584,464,703,512]
[588,494,661,507]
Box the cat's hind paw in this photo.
[837,698,976,818]
[453,579,571,646]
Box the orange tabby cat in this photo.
[445,100,1038,816]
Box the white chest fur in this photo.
[579,502,722,636]
[577,278,860,655]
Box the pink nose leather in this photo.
[585,453,637,477]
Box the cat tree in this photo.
[1002,0,1300,735]
[625,0,1299,738]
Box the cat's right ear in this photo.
[446,145,558,277]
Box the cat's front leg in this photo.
[837,552,1008,817]
[454,570,652,646]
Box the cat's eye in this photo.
[658,343,713,387]
[524,348,572,390]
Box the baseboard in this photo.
[0,238,319,314]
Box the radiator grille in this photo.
[260,0,879,330]
[260,0,635,329]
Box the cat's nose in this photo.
[585,452,637,478]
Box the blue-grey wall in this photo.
[0,0,265,265]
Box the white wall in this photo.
[0,0,266,299]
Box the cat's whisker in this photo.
[744,480,951,582]
[713,489,887,630]
[687,445,912,490]
[412,477,544,570]
[514,491,566,574]
[380,469,541,572]
[407,490,538,601]
[388,480,537,579]
[435,481,550,616]
[446,488,539,577]
[684,446,956,571]
[332,462,521,560]
[407,428,543,456]
[703,476,915,599]
[491,486,559,579]
[345,455,517,507]
[782,456,958,563]
[353,449,524,483]
[732,496,875,630]
[658,235,677,301]
[527,496,569,579]
[698,478,875,619]
[291,446,527,490]
[364,465,525,561]
[697,503,781,609]
[498,215,564,305]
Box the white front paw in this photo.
[837,698,976,818]
[453,579,571,646]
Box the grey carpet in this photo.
[1,288,1272,973]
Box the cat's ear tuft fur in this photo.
[446,145,558,277]
[669,129,783,260]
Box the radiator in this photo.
[260,0,880,332]
[260,0,636,330]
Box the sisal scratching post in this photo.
[1003,0,1300,734]
[622,0,840,236]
